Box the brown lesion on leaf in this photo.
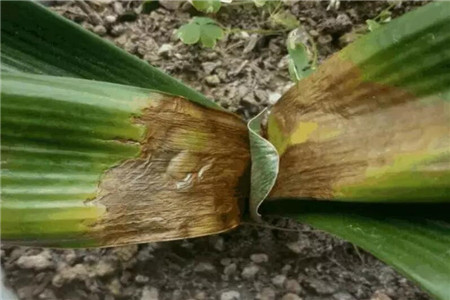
[268,54,449,200]
[88,96,250,246]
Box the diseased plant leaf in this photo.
[260,3,450,299]
[268,1,450,202]
[1,73,250,248]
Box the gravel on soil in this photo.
[2,1,431,299]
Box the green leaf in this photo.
[270,10,300,29]
[366,19,381,31]
[177,17,224,48]
[0,0,218,109]
[177,23,201,44]
[1,73,251,248]
[191,0,221,13]
[261,201,450,300]
[286,28,317,82]
[200,23,224,48]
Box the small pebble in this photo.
[220,258,232,266]
[194,262,215,273]
[159,0,182,10]
[223,263,237,276]
[220,290,240,300]
[285,279,302,294]
[202,61,222,75]
[93,25,107,36]
[281,264,292,274]
[309,29,319,37]
[272,274,287,288]
[16,252,53,271]
[308,278,337,294]
[260,287,276,300]
[212,236,225,251]
[107,278,121,296]
[254,90,267,102]
[336,13,353,27]
[250,253,268,264]
[333,291,356,300]
[104,15,117,24]
[157,43,174,56]
[95,260,116,276]
[38,289,56,300]
[318,34,333,45]
[141,286,159,300]
[205,75,221,86]
[286,240,309,254]
[195,291,207,300]
[53,264,89,286]
[281,293,302,300]
[135,275,149,284]
[241,265,259,279]
[63,250,76,265]
[111,24,126,37]
[113,2,124,15]
[371,291,392,300]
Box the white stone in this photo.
[271,274,287,288]
[141,286,159,300]
[241,265,259,279]
[281,293,302,300]
[157,43,174,56]
[16,252,53,270]
[250,253,268,264]
[285,279,301,294]
[220,290,240,300]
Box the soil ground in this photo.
[2,1,431,300]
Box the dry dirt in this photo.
[2,1,431,300]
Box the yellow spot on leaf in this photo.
[290,122,318,145]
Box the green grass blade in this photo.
[261,201,450,300]
[0,0,218,109]
[1,73,250,248]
